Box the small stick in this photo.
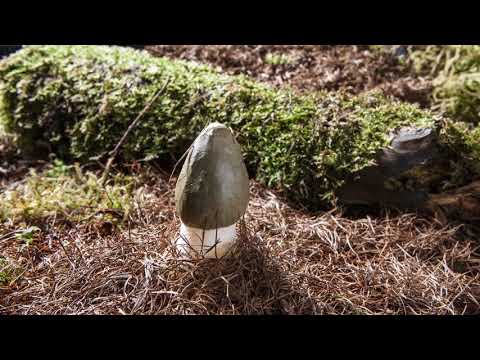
[69,233,87,266]
[214,212,219,259]
[168,122,218,183]
[204,212,222,258]
[168,143,193,183]
[201,218,207,257]
[179,232,200,257]
[101,77,171,185]
[57,239,75,269]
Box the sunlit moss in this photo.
[0,160,137,225]
[0,257,19,286]
[410,45,480,124]
[0,45,475,208]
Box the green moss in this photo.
[15,226,41,247]
[0,45,469,208]
[264,53,295,66]
[0,159,136,225]
[0,94,7,136]
[406,45,480,187]
[410,45,480,124]
[0,257,18,286]
[440,120,480,176]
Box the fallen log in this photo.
[426,180,480,223]
[0,45,478,213]
[337,127,438,208]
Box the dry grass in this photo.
[145,45,433,107]
[1,170,479,315]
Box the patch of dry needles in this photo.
[1,173,479,315]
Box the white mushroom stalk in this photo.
[174,122,250,259]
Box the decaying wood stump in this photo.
[337,126,480,220]
[426,181,480,224]
[337,127,438,208]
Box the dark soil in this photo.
[146,45,433,108]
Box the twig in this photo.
[101,77,172,185]
[57,239,75,269]
[69,233,87,266]
[168,145,192,183]
[168,122,217,183]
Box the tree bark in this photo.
[337,127,438,209]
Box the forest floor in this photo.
[0,46,479,315]
[146,45,433,106]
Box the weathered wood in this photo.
[337,127,438,208]
[426,180,480,223]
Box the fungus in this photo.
[174,122,249,258]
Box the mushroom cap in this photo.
[175,122,249,229]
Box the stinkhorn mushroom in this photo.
[174,122,250,259]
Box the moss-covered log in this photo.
[410,45,480,124]
[0,45,479,210]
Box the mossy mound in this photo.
[410,45,480,124]
[0,45,476,209]
[0,160,136,225]
[408,45,480,183]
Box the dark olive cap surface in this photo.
[175,123,250,229]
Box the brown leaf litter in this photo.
[1,174,478,315]
[0,46,477,315]
[145,45,433,107]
